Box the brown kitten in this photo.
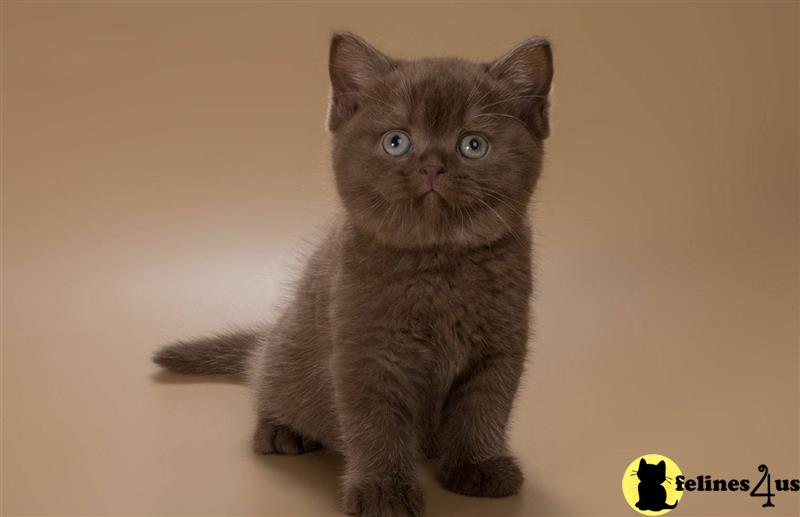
[154,32,553,517]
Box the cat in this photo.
[153,32,553,517]
[635,458,679,511]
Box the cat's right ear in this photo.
[639,458,647,469]
[489,37,553,139]
[327,32,395,131]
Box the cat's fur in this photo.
[154,32,553,517]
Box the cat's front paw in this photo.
[343,477,424,517]
[438,456,523,497]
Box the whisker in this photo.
[471,197,523,245]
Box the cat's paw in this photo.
[343,478,424,517]
[438,456,523,497]
[252,420,321,455]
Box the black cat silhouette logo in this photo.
[622,454,684,515]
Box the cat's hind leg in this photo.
[252,418,322,455]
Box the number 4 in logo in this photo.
[750,464,776,508]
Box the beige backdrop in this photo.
[2,2,798,516]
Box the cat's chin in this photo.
[349,216,517,251]
[343,191,528,250]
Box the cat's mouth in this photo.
[418,182,451,199]
[418,190,448,208]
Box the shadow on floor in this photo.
[248,451,562,516]
[252,448,344,512]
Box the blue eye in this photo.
[458,134,489,159]
[381,130,412,156]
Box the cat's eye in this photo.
[381,130,412,157]
[457,134,489,160]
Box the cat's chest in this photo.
[395,269,499,330]
[348,248,532,357]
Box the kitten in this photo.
[153,32,553,517]
[635,459,679,511]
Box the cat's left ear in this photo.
[328,32,396,131]
[657,461,666,471]
[489,37,554,139]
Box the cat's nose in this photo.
[420,164,446,180]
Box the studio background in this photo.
[2,2,798,516]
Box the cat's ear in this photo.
[639,458,647,469]
[488,37,554,139]
[328,32,396,131]
[657,460,666,470]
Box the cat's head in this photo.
[327,33,553,249]
[637,458,667,483]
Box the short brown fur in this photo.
[154,32,554,517]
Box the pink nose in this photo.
[421,165,446,180]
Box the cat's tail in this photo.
[663,501,678,509]
[152,330,260,376]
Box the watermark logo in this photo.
[622,454,684,515]
[623,455,800,513]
